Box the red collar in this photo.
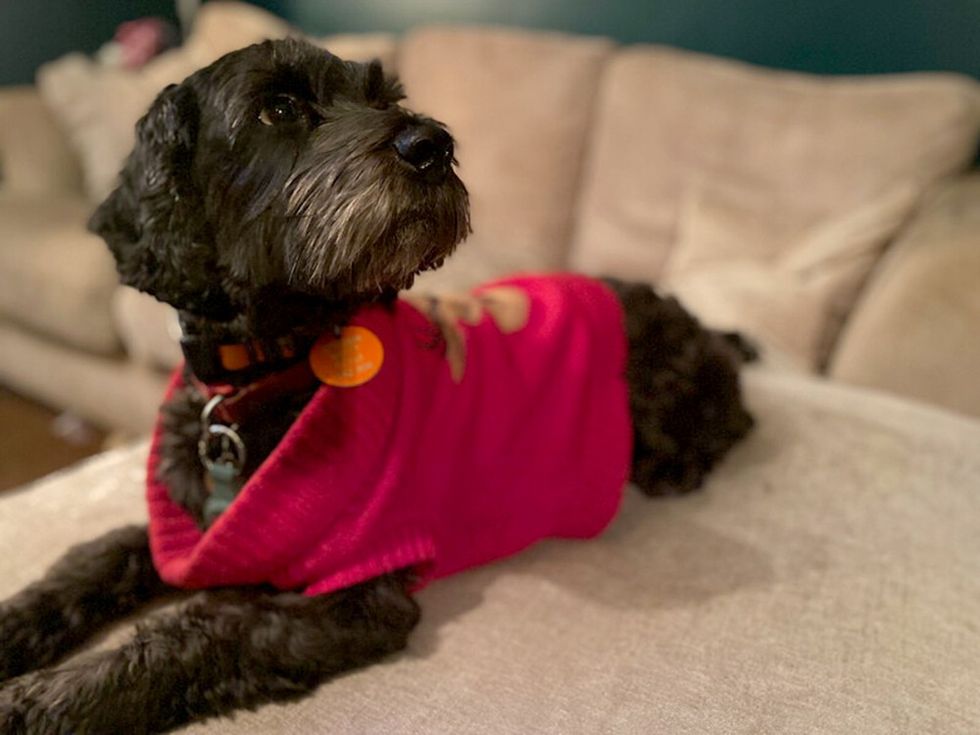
[178,313,328,425]
[180,328,315,386]
[187,358,320,426]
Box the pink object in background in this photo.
[114,18,172,68]
[146,275,633,596]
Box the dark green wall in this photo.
[259,0,980,77]
[2,0,978,87]
[0,0,177,86]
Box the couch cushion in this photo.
[666,179,920,370]
[571,46,980,368]
[36,2,397,203]
[0,87,82,196]
[830,174,980,417]
[0,194,119,354]
[401,27,612,292]
[2,369,979,732]
[0,321,167,434]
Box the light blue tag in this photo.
[203,461,239,525]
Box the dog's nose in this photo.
[393,122,454,181]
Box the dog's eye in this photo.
[259,95,303,126]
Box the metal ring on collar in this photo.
[198,423,247,475]
[200,393,227,425]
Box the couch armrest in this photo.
[829,174,980,417]
[0,86,83,195]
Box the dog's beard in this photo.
[283,152,470,297]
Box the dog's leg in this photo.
[0,573,420,734]
[604,279,754,496]
[0,525,167,682]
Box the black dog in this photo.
[0,39,753,733]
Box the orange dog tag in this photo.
[309,326,384,387]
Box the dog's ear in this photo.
[89,83,231,317]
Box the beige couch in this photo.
[0,2,978,434]
[3,5,980,731]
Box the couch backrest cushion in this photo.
[570,46,980,369]
[0,87,83,195]
[0,194,120,354]
[829,175,980,416]
[401,26,612,292]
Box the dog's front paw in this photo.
[0,666,101,735]
[0,597,74,683]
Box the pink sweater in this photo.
[147,275,632,596]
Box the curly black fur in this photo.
[0,526,166,682]
[0,573,419,734]
[0,38,754,733]
[604,279,755,496]
[156,377,319,526]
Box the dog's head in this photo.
[89,38,470,321]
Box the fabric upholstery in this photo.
[1,370,978,732]
[0,87,82,195]
[400,27,612,292]
[830,174,980,417]
[666,180,920,370]
[0,194,119,354]
[0,321,167,434]
[571,45,980,367]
